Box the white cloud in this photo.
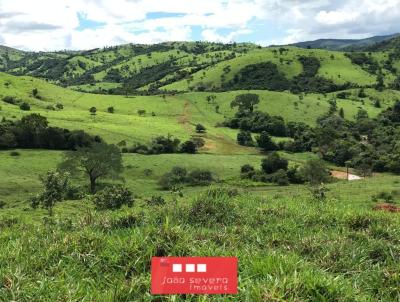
[0,0,262,50]
[0,0,400,50]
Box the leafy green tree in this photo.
[107,106,114,113]
[261,152,288,174]
[256,131,277,151]
[31,171,69,215]
[237,130,254,146]
[356,109,369,120]
[59,143,123,193]
[230,93,260,112]
[299,159,330,185]
[180,140,197,153]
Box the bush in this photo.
[92,185,133,210]
[299,159,330,185]
[261,152,288,174]
[187,169,213,185]
[9,151,20,156]
[237,130,254,146]
[372,191,394,203]
[147,195,165,206]
[56,103,64,110]
[188,188,238,225]
[0,200,5,209]
[158,166,187,190]
[271,169,290,186]
[195,124,206,133]
[107,106,114,113]
[240,164,255,179]
[2,96,18,105]
[19,102,31,111]
[180,140,197,153]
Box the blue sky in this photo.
[0,0,399,51]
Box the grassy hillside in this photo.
[1,39,400,301]
[0,72,395,148]
[1,40,399,94]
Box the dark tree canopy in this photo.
[231,93,260,113]
[59,143,123,193]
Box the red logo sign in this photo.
[151,257,238,295]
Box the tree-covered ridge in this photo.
[1,38,400,95]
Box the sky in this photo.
[0,0,399,51]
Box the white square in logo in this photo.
[197,264,207,272]
[172,264,182,272]
[186,264,195,272]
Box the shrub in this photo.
[9,151,20,156]
[180,140,197,153]
[19,102,31,111]
[107,106,114,113]
[299,159,330,185]
[195,124,206,133]
[158,167,187,190]
[188,188,238,225]
[92,185,133,210]
[89,107,97,115]
[271,169,290,186]
[237,130,254,146]
[240,164,255,179]
[2,96,18,104]
[56,103,64,109]
[147,195,165,206]
[187,169,213,185]
[30,171,70,215]
[46,105,55,110]
[0,200,5,209]
[261,152,288,174]
[256,131,278,151]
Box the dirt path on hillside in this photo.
[177,101,193,133]
[331,170,362,180]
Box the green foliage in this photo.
[30,171,69,215]
[19,102,30,111]
[59,143,123,193]
[261,152,288,174]
[92,185,133,210]
[299,159,330,185]
[230,93,260,112]
[195,123,206,133]
[224,62,290,91]
[237,130,254,146]
[256,131,278,151]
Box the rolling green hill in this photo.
[1,39,400,95]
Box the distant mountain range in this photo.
[290,33,400,51]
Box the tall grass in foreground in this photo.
[0,187,399,301]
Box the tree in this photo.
[237,130,254,146]
[137,109,146,116]
[374,99,381,108]
[30,171,69,216]
[261,152,288,174]
[358,88,367,98]
[89,107,97,115]
[299,159,330,185]
[107,106,114,113]
[230,93,260,112]
[19,102,31,111]
[256,131,277,151]
[356,109,369,120]
[339,107,344,118]
[59,143,123,193]
[196,124,206,133]
[180,140,197,153]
